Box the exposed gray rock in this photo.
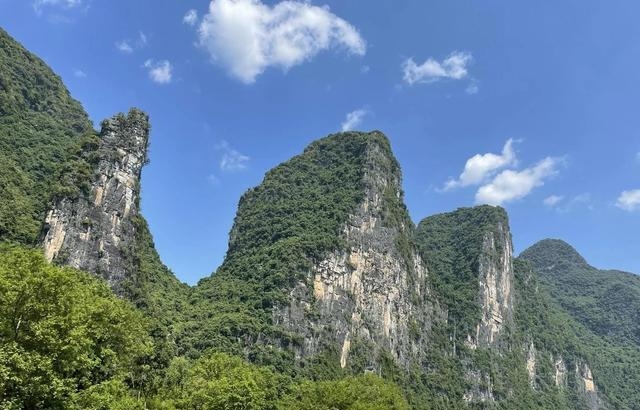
[273,135,436,370]
[40,109,149,295]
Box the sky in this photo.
[1,0,639,284]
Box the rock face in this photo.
[273,136,433,370]
[40,109,149,294]
[475,220,514,347]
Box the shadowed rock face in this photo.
[273,133,435,370]
[41,109,149,295]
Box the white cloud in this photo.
[116,40,133,54]
[184,9,199,26]
[444,139,517,191]
[144,60,173,84]
[33,0,83,12]
[137,31,148,47]
[341,109,367,132]
[544,195,564,206]
[402,51,472,85]
[73,68,87,78]
[116,32,148,54]
[217,140,250,172]
[197,0,366,84]
[616,189,640,212]
[545,193,594,212]
[475,157,562,205]
[466,81,479,95]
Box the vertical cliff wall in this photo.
[273,135,433,371]
[40,109,149,294]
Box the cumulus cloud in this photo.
[196,0,366,84]
[616,189,640,212]
[475,157,562,205]
[184,9,199,26]
[544,195,564,206]
[341,109,367,132]
[217,140,250,172]
[144,60,173,84]
[402,51,472,85]
[444,139,517,191]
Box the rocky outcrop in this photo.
[575,361,606,410]
[526,341,537,388]
[273,134,434,370]
[40,109,149,294]
[475,222,514,347]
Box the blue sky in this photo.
[2,0,639,284]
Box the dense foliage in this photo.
[415,205,509,338]
[0,28,95,243]
[188,132,388,362]
[0,245,151,409]
[519,240,640,408]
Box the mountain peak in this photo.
[519,238,589,271]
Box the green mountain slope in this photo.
[0,27,94,243]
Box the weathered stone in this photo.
[40,109,149,295]
[273,135,435,370]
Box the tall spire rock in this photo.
[40,109,149,295]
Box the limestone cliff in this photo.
[40,109,149,295]
[273,134,433,370]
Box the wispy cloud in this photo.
[115,40,133,54]
[543,195,564,207]
[33,0,85,13]
[402,51,472,85]
[475,157,563,206]
[616,189,640,212]
[466,80,479,95]
[116,31,148,54]
[73,68,87,78]
[341,109,368,132]
[443,139,517,191]
[144,60,173,84]
[196,0,366,84]
[216,140,250,172]
[183,9,199,26]
[545,193,594,212]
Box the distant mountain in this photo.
[520,239,640,345]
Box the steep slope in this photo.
[415,207,611,409]
[520,239,640,345]
[0,28,188,347]
[190,132,436,378]
[0,28,93,243]
[519,240,640,409]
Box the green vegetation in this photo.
[415,205,509,338]
[0,27,95,243]
[0,245,151,409]
[188,132,388,362]
[519,240,640,408]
